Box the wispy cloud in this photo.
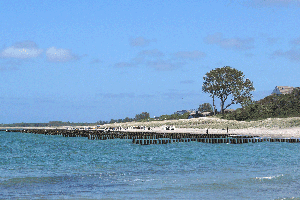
[204,33,254,50]
[246,0,300,7]
[174,50,206,60]
[129,37,156,47]
[0,59,26,71]
[46,47,79,62]
[146,60,182,71]
[270,37,300,61]
[0,66,19,71]
[271,49,300,61]
[98,92,154,99]
[290,37,300,46]
[114,49,181,71]
[266,37,280,45]
[114,61,136,68]
[101,93,136,99]
[90,58,102,64]
[138,49,164,57]
[133,49,165,64]
[0,41,43,59]
[180,80,195,84]
[161,89,201,100]
[245,53,255,57]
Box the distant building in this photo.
[154,117,160,120]
[224,109,235,113]
[188,111,211,119]
[188,111,200,119]
[201,111,212,117]
[272,86,294,95]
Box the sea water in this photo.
[1,131,300,199]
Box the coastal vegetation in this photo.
[198,103,213,113]
[100,116,300,130]
[202,66,255,114]
[223,88,300,121]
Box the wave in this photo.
[255,174,284,180]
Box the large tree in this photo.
[202,66,255,114]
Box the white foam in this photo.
[255,174,283,180]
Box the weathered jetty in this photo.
[2,128,300,145]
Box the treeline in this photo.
[101,112,151,124]
[1,111,191,127]
[104,112,190,124]
[223,88,300,121]
[159,112,190,120]
[100,117,134,124]
[1,112,151,127]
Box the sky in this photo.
[1,0,300,123]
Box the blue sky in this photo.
[1,0,300,123]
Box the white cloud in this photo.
[204,33,254,50]
[175,50,206,60]
[0,41,43,59]
[46,47,78,62]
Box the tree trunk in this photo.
[213,95,216,115]
[221,100,224,114]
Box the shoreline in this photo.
[2,126,300,139]
[1,117,300,138]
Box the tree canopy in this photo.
[135,112,150,121]
[202,66,255,114]
[224,88,300,121]
[198,103,213,113]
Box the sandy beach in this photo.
[2,117,300,138]
[147,127,300,138]
[99,116,300,138]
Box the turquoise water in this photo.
[1,131,300,199]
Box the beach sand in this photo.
[2,117,300,138]
[115,127,300,138]
[100,117,300,138]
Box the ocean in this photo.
[1,131,300,199]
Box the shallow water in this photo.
[1,131,300,199]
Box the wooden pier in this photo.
[2,128,300,145]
